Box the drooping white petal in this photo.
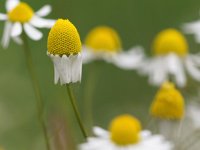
[148,57,168,86]
[0,13,7,20]
[35,5,52,17]
[185,56,200,81]
[93,127,109,138]
[166,54,186,87]
[6,0,19,12]
[1,21,12,49]
[111,46,144,70]
[48,53,82,85]
[24,23,43,41]
[30,16,55,28]
[11,22,22,37]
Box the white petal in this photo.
[167,54,186,87]
[82,46,96,64]
[0,13,7,20]
[182,21,200,43]
[12,36,23,45]
[185,56,200,81]
[11,22,22,37]
[93,127,109,138]
[35,5,52,17]
[71,54,82,83]
[24,23,43,41]
[111,46,144,70]
[1,21,12,49]
[6,0,19,12]
[30,16,55,28]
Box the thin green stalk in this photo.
[83,64,99,134]
[21,32,51,150]
[66,84,88,139]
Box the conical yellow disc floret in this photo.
[109,114,141,145]
[85,26,122,53]
[150,81,185,120]
[48,19,81,56]
[8,2,34,23]
[152,29,188,57]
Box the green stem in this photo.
[21,32,51,150]
[66,84,88,139]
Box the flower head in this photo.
[109,114,141,145]
[85,26,122,53]
[48,19,81,56]
[152,29,188,57]
[47,19,82,85]
[0,0,55,48]
[139,28,200,87]
[82,26,144,70]
[79,114,173,150]
[150,81,185,120]
[8,2,34,23]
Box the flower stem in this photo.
[66,84,88,139]
[21,32,51,150]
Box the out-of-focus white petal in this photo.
[182,21,200,43]
[93,127,109,138]
[24,23,43,41]
[1,21,12,49]
[185,56,200,81]
[11,22,22,37]
[35,5,52,17]
[111,46,144,70]
[82,46,96,64]
[13,36,23,45]
[0,13,7,20]
[149,57,168,86]
[30,16,55,28]
[166,54,186,87]
[6,0,19,12]
[187,102,200,129]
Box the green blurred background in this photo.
[0,0,200,149]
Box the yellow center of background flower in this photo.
[150,81,185,120]
[8,2,34,23]
[152,29,188,57]
[48,19,81,56]
[84,26,122,53]
[109,114,141,145]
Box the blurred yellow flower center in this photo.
[152,29,188,57]
[48,19,81,56]
[85,26,122,53]
[150,81,185,120]
[109,114,141,145]
[8,2,34,23]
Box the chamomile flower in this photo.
[150,81,185,142]
[139,28,200,87]
[79,114,173,150]
[47,19,82,85]
[82,26,144,70]
[0,0,55,48]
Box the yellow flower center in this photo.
[109,114,141,145]
[8,2,34,23]
[150,81,185,120]
[152,29,188,57]
[84,26,122,53]
[47,19,81,56]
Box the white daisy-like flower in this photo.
[139,28,200,87]
[82,26,144,70]
[47,19,82,85]
[79,114,173,150]
[0,0,55,48]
